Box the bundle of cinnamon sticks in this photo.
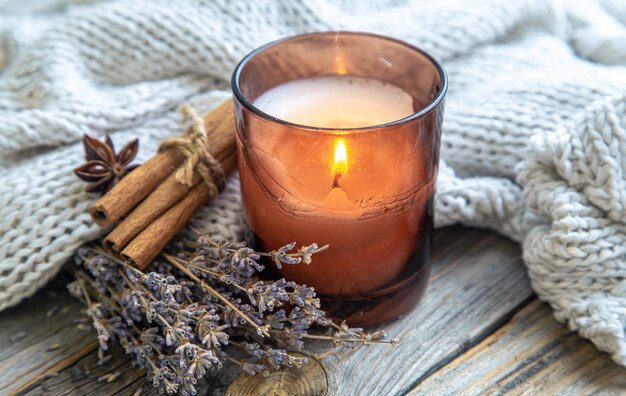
[89,100,236,269]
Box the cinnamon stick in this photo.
[121,152,237,270]
[103,100,236,251]
[121,183,213,269]
[104,172,202,252]
[89,150,184,227]
[89,100,234,227]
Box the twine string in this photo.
[159,105,225,195]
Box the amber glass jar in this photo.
[232,32,447,326]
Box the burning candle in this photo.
[232,32,447,325]
[250,75,421,294]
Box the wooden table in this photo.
[2,226,625,395]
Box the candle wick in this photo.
[332,172,342,189]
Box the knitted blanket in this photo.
[2,0,626,365]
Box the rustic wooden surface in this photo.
[2,226,625,396]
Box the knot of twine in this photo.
[159,105,225,195]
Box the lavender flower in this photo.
[69,234,395,392]
[242,361,268,376]
[201,324,229,348]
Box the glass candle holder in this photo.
[232,32,447,326]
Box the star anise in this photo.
[74,134,140,193]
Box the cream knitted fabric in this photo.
[2,0,626,365]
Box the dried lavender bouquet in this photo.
[69,231,397,395]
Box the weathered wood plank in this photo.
[412,300,626,396]
[314,226,533,395]
[9,227,532,395]
[22,335,241,396]
[22,344,147,396]
[0,281,98,396]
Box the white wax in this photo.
[253,75,414,129]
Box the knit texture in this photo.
[2,0,626,365]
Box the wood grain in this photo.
[22,343,146,396]
[412,300,626,396]
[8,227,622,395]
[313,226,532,395]
[21,338,241,396]
[0,283,97,395]
[225,353,327,396]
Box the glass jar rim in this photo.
[231,31,448,134]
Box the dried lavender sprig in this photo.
[74,268,193,394]
[162,252,270,337]
[187,226,329,269]
[165,239,398,349]
[301,333,400,347]
[72,247,290,392]
[70,233,396,394]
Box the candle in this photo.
[232,32,446,325]
[248,75,426,295]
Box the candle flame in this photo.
[333,138,348,176]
